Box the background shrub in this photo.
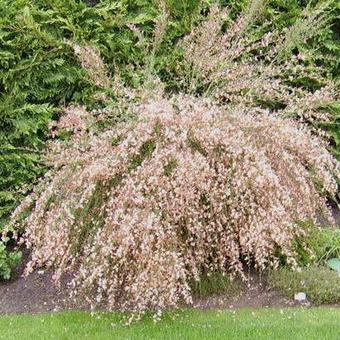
[0,241,22,280]
[268,266,340,304]
[292,223,340,266]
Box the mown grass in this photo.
[1,308,340,340]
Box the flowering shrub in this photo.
[179,2,339,129]
[11,92,339,316]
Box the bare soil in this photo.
[0,250,76,314]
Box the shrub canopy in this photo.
[12,92,339,314]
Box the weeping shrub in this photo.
[178,1,340,156]
[11,91,339,316]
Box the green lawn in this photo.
[0,308,339,340]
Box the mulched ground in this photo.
[0,268,294,314]
[0,270,68,314]
[0,250,75,314]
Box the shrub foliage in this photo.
[268,266,340,305]
[11,91,339,314]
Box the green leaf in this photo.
[327,258,340,272]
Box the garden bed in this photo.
[1,257,339,315]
